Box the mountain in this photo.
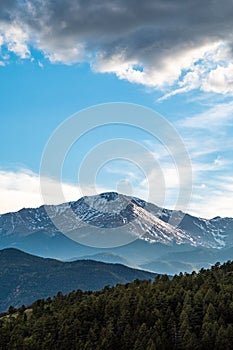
[67,252,131,266]
[0,192,195,247]
[1,192,232,248]
[1,260,233,349]
[0,248,156,312]
[0,192,232,273]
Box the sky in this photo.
[0,0,233,219]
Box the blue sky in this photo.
[0,1,233,218]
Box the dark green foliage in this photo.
[0,261,233,349]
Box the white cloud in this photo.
[0,22,30,59]
[189,177,233,218]
[158,42,233,101]
[0,169,81,214]
[94,40,233,101]
[95,42,224,93]
[41,44,84,64]
[192,157,231,173]
[202,64,233,94]
[178,100,233,129]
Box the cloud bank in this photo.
[1,0,233,98]
[0,169,83,214]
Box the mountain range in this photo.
[0,248,156,312]
[0,192,233,274]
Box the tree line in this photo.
[0,261,233,349]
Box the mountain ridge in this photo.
[0,247,156,312]
[0,192,232,249]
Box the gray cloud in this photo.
[1,0,233,96]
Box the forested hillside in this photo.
[0,248,156,312]
[1,261,233,349]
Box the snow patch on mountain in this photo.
[0,192,232,249]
